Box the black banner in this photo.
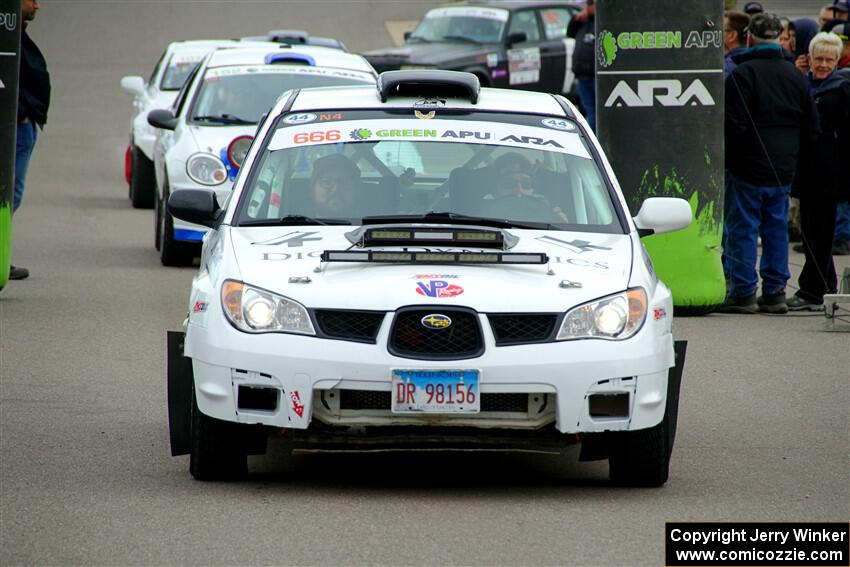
[595,0,725,311]
[0,0,21,289]
[666,522,850,566]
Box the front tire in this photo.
[158,184,196,267]
[189,388,248,481]
[129,144,155,209]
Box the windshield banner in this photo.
[425,7,509,22]
[203,66,374,82]
[269,119,591,158]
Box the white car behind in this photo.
[146,44,377,266]
[120,39,269,208]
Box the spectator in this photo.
[794,22,850,255]
[720,12,819,314]
[788,32,850,310]
[818,1,849,30]
[566,0,596,132]
[724,11,750,77]
[11,0,50,281]
[779,17,795,55]
[791,18,821,74]
[743,2,764,16]
[307,154,360,217]
[831,23,850,255]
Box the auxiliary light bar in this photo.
[320,250,548,264]
[362,227,502,248]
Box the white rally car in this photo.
[166,71,691,486]
[147,45,378,267]
[120,39,268,209]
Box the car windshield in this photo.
[189,66,375,124]
[235,111,622,233]
[161,58,203,91]
[409,7,508,44]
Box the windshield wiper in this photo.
[441,35,480,44]
[192,114,256,125]
[406,35,431,44]
[361,212,556,230]
[240,215,353,227]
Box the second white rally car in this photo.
[121,39,271,209]
[147,44,378,266]
[166,70,691,486]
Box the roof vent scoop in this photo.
[264,53,315,66]
[377,70,480,104]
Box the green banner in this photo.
[0,2,22,291]
[596,0,725,313]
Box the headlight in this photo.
[557,288,647,341]
[221,280,315,335]
[186,153,227,185]
[227,135,253,169]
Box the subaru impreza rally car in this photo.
[146,44,377,266]
[166,70,691,486]
[120,39,276,209]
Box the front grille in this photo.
[389,307,484,360]
[339,390,529,413]
[313,309,385,343]
[488,314,559,346]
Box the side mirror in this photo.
[506,32,527,47]
[120,75,146,97]
[167,189,221,229]
[403,30,413,41]
[633,197,692,237]
[147,108,178,131]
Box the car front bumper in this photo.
[182,314,676,436]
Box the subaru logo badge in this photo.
[421,314,452,329]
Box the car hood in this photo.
[228,226,634,312]
[363,42,491,66]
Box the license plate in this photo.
[391,369,479,413]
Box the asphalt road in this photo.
[2,2,849,566]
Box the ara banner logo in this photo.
[604,79,715,108]
[416,280,464,298]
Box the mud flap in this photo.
[579,339,687,462]
[665,340,687,457]
[167,330,193,456]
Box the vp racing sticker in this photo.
[415,280,464,298]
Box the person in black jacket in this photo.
[787,32,850,310]
[720,13,819,314]
[566,0,595,132]
[10,0,50,281]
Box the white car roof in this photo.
[205,45,375,74]
[282,84,569,116]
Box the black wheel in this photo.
[129,144,155,209]
[608,411,671,487]
[189,387,248,481]
[158,184,197,267]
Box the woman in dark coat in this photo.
[789,32,850,310]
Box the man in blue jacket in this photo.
[720,13,819,314]
[10,0,50,281]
